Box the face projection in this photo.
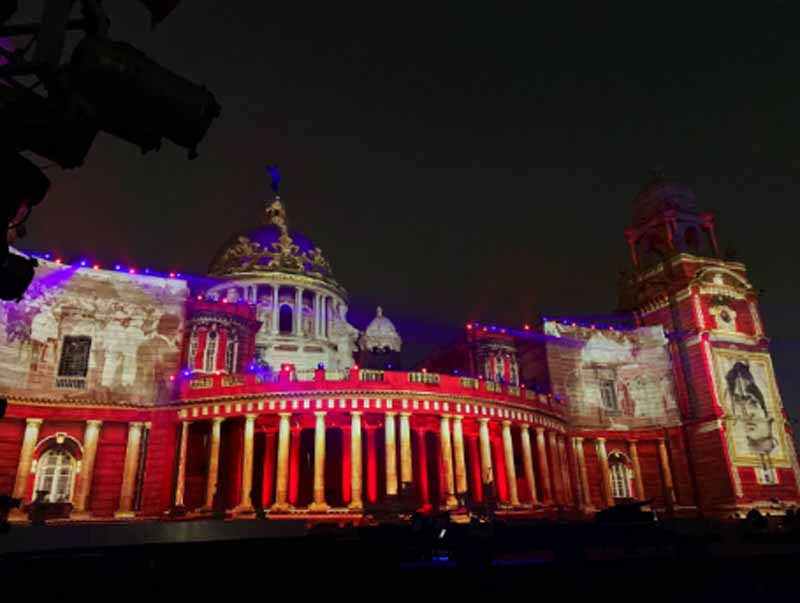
[725,360,776,456]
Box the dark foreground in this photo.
[2,517,800,600]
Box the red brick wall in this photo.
[139,412,179,516]
[90,422,128,517]
[0,419,24,495]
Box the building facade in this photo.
[0,180,798,522]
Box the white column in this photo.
[272,413,291,511]
[520,425,538,504]
[440,416,457,509]
[294,287,303,336]
[271,285,279,334]
[234,414,256,514]
[385,412,398,497]
[203,418,224,511]
[309,412,328,511]
[174,420,191,508]
[478,418,494,487]
[73,420,102,516]
[12,418,42,502]
[349,412,363,511]
[314,292,322,338]
[501,420,520,506]
[115,422,144,518]
[452,416,467,496]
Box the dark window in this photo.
[279,305,293,334]
[57,336,92,378]
[599,380,618,411]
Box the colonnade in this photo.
[172,411,576,514]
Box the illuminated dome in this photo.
[209,197,337,287]
[633,177,698,224]
[361,306,402,352]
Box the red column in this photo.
[288,427,301,505]
[366,427,377,503]
[492,437,508,503]
[416,429,429,505]
[261,430,276,507]
[467,435,482,503]
[216,330,228,371]
[194,328,207,370]
[341,427,351,504]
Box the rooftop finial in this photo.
[266,164,280,194]
[376,306,383,317]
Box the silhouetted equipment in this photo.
[0,0,219,301]
[0,84,98,168]
[0,398,6,418]
[68,36,221,158]
[0,494,20,533]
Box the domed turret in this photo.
[360,306,402,353]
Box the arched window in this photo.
[35,447,77,503]
[204,333,218,372]
[609,457,632,499]
[187,330,198,369]
[279,305,293,335]
[225,336,238,373]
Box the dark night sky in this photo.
[13,3,800,421]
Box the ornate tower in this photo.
[619,176,800,515]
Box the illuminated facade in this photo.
[1,179,798,522]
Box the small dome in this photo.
[208,197,337,285]
[633,177,698,224]
[361,306,402,352]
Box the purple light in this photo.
[79,260,88,267]
[182,370,191,377]
[144,268,150,274]
[176,273,182,277]
[44,253,51,259]
[115,264,122,270]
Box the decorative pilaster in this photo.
[596,437,614,508]
[309,412,328,512]
[628,440,645,500]
[535,427,552,504]
[384,412,398,497]
[115,422,144,518]
[12,418,42,503]
[501,421,520,506]
[439,416,457,509]
[173,420,191,509]
[520,425,538,505]
[203,418,224,511]
[348,412,363,511]
[658,438,676,505]
[452,416,467,497]
[234,414,256,514]
[272,413,292,512]
[73,420,102,517]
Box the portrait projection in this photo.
[713,349,788,466]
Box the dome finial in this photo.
[376,305,383,317]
